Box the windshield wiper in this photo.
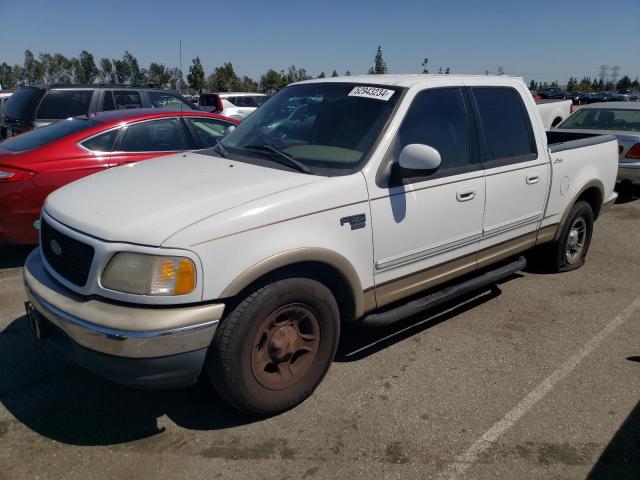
[244,145,312,174]
[213,140,228,157]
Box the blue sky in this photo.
[1,0,639,83]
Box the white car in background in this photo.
[199,92,268,120]
[553,102,640,187]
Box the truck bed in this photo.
[546,130,615,153]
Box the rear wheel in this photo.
[207,277,340,416]
[537,201,594,273]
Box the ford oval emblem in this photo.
[50,239,62,256]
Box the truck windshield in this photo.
[217,83,402,175]
[559,108,640,132]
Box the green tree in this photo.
[207,62,241,92]
[187,56,206,93]
[123,51,143,84]
[345,70,351,76]
[99,58,114,83]
[169,67,185,92]
[23,50,44,84]
[113,57,131,84]
[73,50,99,84]
[331,70,338,77]
[445,67,450,74]
[0,63,15,89]
[239,75,258,92]
[12,64,25,86]
[259,69,285,94]
[284,65,311,84]
[148,62,172,88]
[631,78,640,88]
[616,75,632,90]
[369,46,387,74]
[317,72,326,78]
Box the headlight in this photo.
[102,252,196,296]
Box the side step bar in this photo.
[360,256,527,327]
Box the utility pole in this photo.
[611,65,621,84]
[598,65,609,81]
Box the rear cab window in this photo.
[36,90,94,120]
[471,87,537,167]
[234,96,256,107]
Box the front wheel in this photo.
[206,277,340,416]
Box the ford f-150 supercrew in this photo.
[24,75,619,416]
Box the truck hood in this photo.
[44,152,322,246]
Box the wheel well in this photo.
[576,186,602,219]
[228,261,357,323]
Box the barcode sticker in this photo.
[348,86,395,101]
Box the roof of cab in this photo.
[293,74,525,88]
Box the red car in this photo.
[0,109,240,245]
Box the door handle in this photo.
[526,172,540,185]
[456,186,476,202]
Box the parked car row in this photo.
[535,88,640,105]
[0,109,239,244]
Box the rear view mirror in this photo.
[398,144,442,171]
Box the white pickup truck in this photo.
[536,98,573,129]
[24,75,618,416]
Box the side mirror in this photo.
[398,144,442,171]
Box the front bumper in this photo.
[23,250,225,388]
[618,163,640,183]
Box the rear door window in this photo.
[472,87,536,166]
[114,91,143,110]
[118,118,186,152]
[36,90,93,120]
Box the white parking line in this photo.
[442,295,640,480]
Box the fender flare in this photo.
[219,247,373,320]
[554,179,604,241]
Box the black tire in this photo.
[207,277,340,416]
[539,201,594,273]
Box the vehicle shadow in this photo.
[0,315,256,446]
[587,399,640,479]
[0,278,509,446]
[0,245,34,269]
[615,184,640,205]
[336,285,503,362]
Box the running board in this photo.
[360,256,527,327]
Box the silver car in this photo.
[554,102,640,185]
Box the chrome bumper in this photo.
[23,250,225,359]
[618,163,640,182]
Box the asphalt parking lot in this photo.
[1,187,639,480]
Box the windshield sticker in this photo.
[348,86,395,101]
